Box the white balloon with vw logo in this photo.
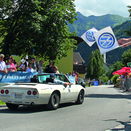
[94,26,119,54]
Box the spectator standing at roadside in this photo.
[0,54,7,74]
[54,66,60,74]
[16,59,23,71]
[75,72,79,83]
[82,60,85,65]
[22,59,30,71]
[31,58,40,72]
[8,55,13,60]
[72,71,75,77]
[45,61,54,73]
[6,58,17,72]
[19,59,26,71]
[12,58,18,67]
[7,56,18,67]
[68,71,72,76]
[38,60,43,73]
[26,63,34,72]
[25,59,30,67]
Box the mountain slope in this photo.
[68,12,129,36]
[68,12,131,65]
[107,20,131,64]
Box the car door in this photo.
[57,74,78,102]
[63,84,78,102]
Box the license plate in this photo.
[14,94,22,99]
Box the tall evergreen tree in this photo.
[125,5,131,36]
[86,49,106,79]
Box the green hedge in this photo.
[111,75,119,84]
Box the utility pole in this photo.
[103,53,106,63]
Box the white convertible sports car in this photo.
[0,73,85,110]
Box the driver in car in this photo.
[50,74,71,87]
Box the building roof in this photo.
[71,36,84,45]
[73,52,84,64]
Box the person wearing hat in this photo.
[0,54,7,74]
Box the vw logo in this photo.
[86,30,96,42]
[98,33,115,49]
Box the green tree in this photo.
[124,5,131,36]
[86,49,106,79]
[0,0,77,60]
[121,48,131,66]
[106,61,124,79]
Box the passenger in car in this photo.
[50,74,71,86]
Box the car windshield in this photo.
[37,74,70,83]
[77,78,84,83]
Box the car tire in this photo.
[47,92,60,110]
[6,103,19,110]
[75,90,84,104]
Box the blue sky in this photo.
[74,0,131,17]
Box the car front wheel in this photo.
[47,92,60,110]
[6,103,19,110]
[75,90,84,104]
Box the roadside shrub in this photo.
[99,76,108,83]
[111,75,119,84]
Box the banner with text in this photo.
[0,71,35,83]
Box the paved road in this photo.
[0,85,131,131]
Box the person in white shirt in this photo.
[0,54,7,74]
[54,66,60,74]
[26,63,34,72]
[31,58,40,72]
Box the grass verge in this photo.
[0,100,5,105]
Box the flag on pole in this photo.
[94,26,119,54]
[81,27,98,47]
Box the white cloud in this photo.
[74,0,131,17]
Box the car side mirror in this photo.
[81,82,85,88]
